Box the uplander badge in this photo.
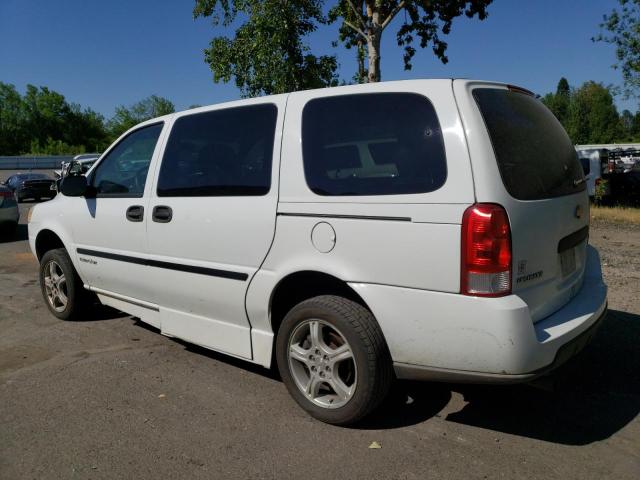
[79,257,97,265]
[516,270,543,284]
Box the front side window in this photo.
[91,123,163,197]
[302,93,447,196]
[157,104,277,197]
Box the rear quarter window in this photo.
[473,88,585,200]
[301,93,447,196]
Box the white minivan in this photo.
[28,80,608,425]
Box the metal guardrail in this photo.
[0,156,74,169]
[576,143,640,151]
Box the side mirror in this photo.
[60,175,88,197]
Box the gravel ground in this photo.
[0,203,638,480]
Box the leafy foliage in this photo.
[194,0,339,96]
[542,78,640,144]
[107,95,175,139]
[0,82,175,155]
[0,82,110,155]
[594,0,640,98]
[329,0,492,82]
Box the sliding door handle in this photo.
[152,205,173,223]
[126,205,144,222]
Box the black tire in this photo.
[1,221,18,238]
[39,248,89,320]
[276,295,393,425]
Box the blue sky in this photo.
[1,0,635,118]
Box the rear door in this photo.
[144,98,285,359]
[454,80,589,322]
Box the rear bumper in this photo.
[350,244,608,383]
[394,304,606,383]
[18,187,54,199]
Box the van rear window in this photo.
[301,93,447,196]
[473,88,585,200]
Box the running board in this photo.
[84,285,159,312]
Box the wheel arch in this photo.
[35,229,66,261]
[268,270,370,339]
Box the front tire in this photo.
[39,248,88,320]
[276,295,393,425]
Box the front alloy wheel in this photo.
[39,248,88,320]
[43,260,68,312]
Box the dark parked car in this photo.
[0,184,19,235]
[3,173,56,202]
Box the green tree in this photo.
[621,108,635,139]
[329,0,493,82]
[193,0,338,97]
[108,95,175,139]
[565,81,622,144]
[542,77,571,124]
[29,137,86,156]
[0,82,109,155]
[0,82,28,155]
[633,111,640,139]
[595,0,640,98]
[328,1,367,83]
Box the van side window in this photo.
[157,104,277,197]
[301,93,447,196]
[91,123,163,197]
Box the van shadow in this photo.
[442,309,639,445]
[76,304,129,322]
[130,309,639,443]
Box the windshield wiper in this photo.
[573,178,586,187]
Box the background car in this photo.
[0,183,20,235]
[3,173,56,202]
[54,155,100,179]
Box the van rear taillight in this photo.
[461,204,512,297]
[0,190,12,198]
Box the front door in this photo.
[70,122,166,303]
[144,100,284,359]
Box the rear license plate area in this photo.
[560,248,576,277]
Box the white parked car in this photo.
[577,149,611,199]
[55,154,101,179]
[27,80,608,425]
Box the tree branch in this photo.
[344,20,368,40]
[345,0,367,29]
[381,0,405,31]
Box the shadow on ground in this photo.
[445,309,639,445]
[128,308,638,443]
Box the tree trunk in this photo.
[367,30,381,82]
[366,4,382,83]
[357,39,366,83]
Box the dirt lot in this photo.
[1,201,639,480]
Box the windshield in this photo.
[473,88,585,200]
